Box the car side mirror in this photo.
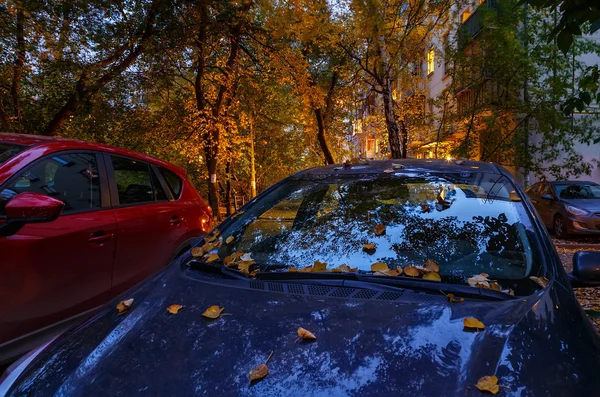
[0,193,64,237]
[541,193,554,200]
[568,251,600,288]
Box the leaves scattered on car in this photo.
[475,375,500,394]
[530,276,549,288]
[463,317,485,331]
[249,351,273,383]
[297,327,317,341]
[374,224,386,236]
[202,305,225,319]
[116,298,134,313]
[167,304,183,314]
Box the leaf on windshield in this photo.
[297,327,317,340]
[288,267,297,272]
[446,293,464,303]
[424,259,439,273]
[225,236,234,244]
[501,289,515,296]
[116,298,134,313]
[371,262,389,272]
[224,255,236,267]
[475,375,499,394]
[167,304,183,314]
[467,273,491,288]
[363,243,376,254]
[423,272,441,282]
[374,224,386,236]
[240,252,254,262]
[313,260,327,272]
[331,264,357,272]
[529,276,549,288]
[191,247,204,257]
[238,260,255,276]
[463,317,485,330]
[383,168,394,173]
[202,305,224,319]
[375,268,401,276]
[249,351,273,383]
[299,265,314,272]
[205,253,220,263]
[421,204,431,213]
[404,266,420,277]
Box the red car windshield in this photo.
[0,142,26,165]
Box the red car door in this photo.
[106,154,189,296]
[0,151,116,346]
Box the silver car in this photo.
[525,181,600,238]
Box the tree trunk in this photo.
[205,154,220,221]
[399,119,408,159]
[382,80,403,158]
[224,160,233,216]
[314,108,335,164]
[11,5,25,124]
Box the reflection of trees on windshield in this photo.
[225,176,532,282]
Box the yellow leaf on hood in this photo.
[424,259,439,272]
[191,247,205,257]
[116,298,134,313]
[463,317,485,330]
[202,305,224,319]
[297,327,316,340]
[374,224,386,236]
[299,266,313,272]
[223,255,236,267]
[423,272,441,281]
[249,351,273,383]
[237,261,255,275]
[404,266,420,277]
[363,243,376,253]
[475,375,499,394]
[530,276,549,288]
[331,264,357,272]
[313,260,327,272]
[205,253,220,263]
[225,236,234,244]
[446,293,464,303]
[167,304,183,314]
[375,269,401,276]
[371,262,389,272]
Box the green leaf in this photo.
[556,29,574,54]
[579,91,592,105]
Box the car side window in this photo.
[525,183,540,196]
[540,184,554,197]
[111,156,167,205]
[0,152,101,215]
[159,167,183,199]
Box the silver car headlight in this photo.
[565,205,589,216]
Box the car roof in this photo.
[550,180,598,185]
[0,132,186,177]
[295,159,500,177]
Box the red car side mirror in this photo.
[1,193,64,237]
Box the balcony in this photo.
[458,0,500,48]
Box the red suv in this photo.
[0,133,212,364]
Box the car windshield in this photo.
[216,172,541,287]
[555,183,600,199]
[0,142,26,165]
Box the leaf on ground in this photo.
[363,243,376,253]
[167,304,183,314]
[475,375,499,394]
[116,298,134,313]
[423,272,441,281]
[226,236,234,244]
[464,317,485,330]
[530,276,549,288]
[205,253,220,263]
[313,260,327,272]
[249,351,273,383]
[374,224,386,236]
[447,293,464,303]
[404,266,420,277]
[202,305,224,319]
[383,168,394,173]
[371,262,389,272]
[424,259,439,272]
[297,327,316,340]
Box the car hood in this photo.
[560,198,600,213]
[6,264,600,397]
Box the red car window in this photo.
[158,166,183,199]
[110,156,167,205]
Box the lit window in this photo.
[427,48,435,75]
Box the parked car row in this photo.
[2,158,600,396]
[0,133,212,366]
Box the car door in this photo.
[0,151,116,346]
[106,154,188,296]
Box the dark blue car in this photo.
[2,159,600,396]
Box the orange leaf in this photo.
[363,243,376,253]
[288,266,297,272]
[205,253,220,263]
[238,260,255,275]
[463,317,485,330]
[225,236,234,244]
[202,305,224,319]
[371,262,389,272]
[447,293,464,303]
[424,259,439,272]
[475,375,499,394]
[249,351,273,383]
[422,272,441,281]
[331,264,357,272]
[297,327,316,340]
[191,247,204,257]
[298,266,313,272]
[313,260,327,272]
[116,298,134,313]
[167,304,183,314]
[223,255,235,267]
[374,224,386,236]
[404,266,420,277]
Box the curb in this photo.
[554,243,600,250]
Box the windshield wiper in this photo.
[186,259,250,281]
[257,271,514,301]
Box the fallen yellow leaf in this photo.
[191,247,204,257]
[446,293,464,303]
[331,264,358,272]
[313,260,327,272]
[249,351,273,383]
[363,243,376,253]
[297,327,317,340]
[404,266,420,277]
[423,272,441,281]
[424,259,439,272]
[475,375,499,394]
[205,253,220,263]
[463,317,485,330]
[116,298,134,313]
[202,305,224,319]
[226,236,234,244]
[298,266,313,272]
[288,266,297,272]
[237,260,255,275]
[371,262,389,272]
[374,224,386,236]
[167,304,183,314]
[530,276,549,288]
[224,255,235,267]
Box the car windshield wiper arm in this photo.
[186,259,250,281]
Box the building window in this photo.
[427,48,435,75]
